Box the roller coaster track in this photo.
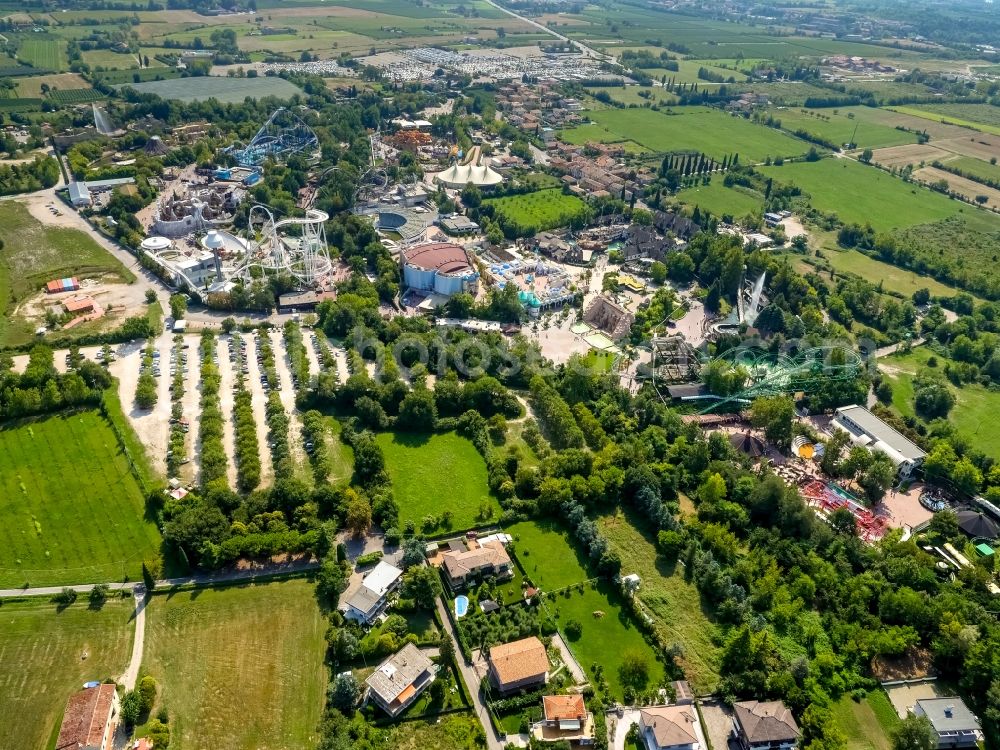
[234,204,333,285]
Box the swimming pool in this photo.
[455,595,469,618]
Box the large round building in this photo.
[402,241,479,296]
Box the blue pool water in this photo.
[455,595,469,618]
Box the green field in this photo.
[598,510,721,692]
[563,107,809,162]
[0,597,134,750]
[676,174,764,218]
[115,75,305,103]
[881,347,1000,459]
[0,410,162,589]
[505,519,666,699]
[887,105,1000,137]
[770,106,918,149]
[586,85,676,107]
[384,713,486,750]
[16,37,67,71]
[140,579,327,750]
[948,156,1000,184]
[81,49,140,69]
[376,432,500,530]
[0,202,134,348]
[831,690,900,750]
[483,188,591,233]
[760,158,974,230]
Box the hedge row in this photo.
[302,409,332,483]
[197,332,228,485]
[166,335,186,477]
[230,334,261,492]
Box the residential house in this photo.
[732,700,799,750]
[342,560,403,625]
[365,643,437,718]
[56,683,120,750]
[489,636,549,694]
[532,694,595,745]
[914,697,983,749]
[639,705,704,750]
[442,540,513,591]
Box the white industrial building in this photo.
[831,404,926,478]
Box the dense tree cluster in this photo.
[0,345,111,419]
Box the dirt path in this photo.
[245,334,274,485]
[216,336,239,490]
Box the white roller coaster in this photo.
[232,205,334,286]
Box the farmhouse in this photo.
[532,694,595,745]
[342,560,403,625]
[639,705,704,750]
[441,540,513,590]
[56,683,120,750]
[831,404,926,478]
[488,636,549,694]
[732,700,799,750]
[365,643,437,718]
[913,697,983,749]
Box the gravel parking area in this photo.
[699,700,736,750]
[884,681,945,719]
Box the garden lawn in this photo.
[384,712,485,750]
[677,174,764,218]
[376,432,499,530]
[562,107,808,162]
[505,519,664,699]
[0,201,133,348]
[598,510,722,692]
[140,579,327,750]
[484,188,591,234]
[831,690,900,750]
[0,597,133,750]
[0,410,162,588]
[760,159,973,230]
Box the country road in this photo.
[121,588,147,691]
[483,0,610,61]
[0,558,319,599]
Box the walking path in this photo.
[120,587,147,691]
[0,558,319,598]
[434,597,505,750]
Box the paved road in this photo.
[483,0,609,61]
[0,558,319,598]
[120,588,147,691]
[875,337,925,359]
[435,597,505,750]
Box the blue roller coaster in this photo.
[226,107,319,168]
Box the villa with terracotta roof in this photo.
[732,701,799,750]
[488,636,549,695]
[442,540,513,591]
[639,705,705,750]
[365,643,437,718]
[532,694,595,745]
[55,683,119,750]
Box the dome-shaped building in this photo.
[401,242,479,297]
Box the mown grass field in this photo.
[0,410,162,589]
[484,188,591,232]
[586,85,676,107]
[505,519,665,699]
[377,432,500,530]
[831,690,900,750]
[598,509,722,692]
[760,158,973,230]
[770,106,918,149]
[81,49,139,69]
[0,202,133,348]
[676,174,764,218]
[563,106,808,162]
[949,156,1000,184]
[880,346,1000,458]
[14,72,90,98]
[0,597,133,750]
[887,105,1000,137]
[140,580,327,750]
[16,37,67,71]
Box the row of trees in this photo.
[0,345,112,419]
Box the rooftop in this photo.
[365,643,434,706]
[402,241,474,275]
[543,694,587,722]
[442,540,511,580]
[833,404,926,463]
[917,697,981,733]
[362,561,403,597]
[489,636,549,686]
[56,683,116,750]
[733,700,799,744]
[641,705,700,748]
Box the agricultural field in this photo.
[881,346,1000,459]
[887,105,1000,137]
[483,188,591,233]
[586,85,676,107]
[769,106,918,149]
[376,431,500,530]
[948,156,1000,184]
[0,597,134,750]
[80,49,140,70]
[637,58,744,86]
[14,72,89,98]
[563,107,809,162]
[15,37,67,71]
[913,166,1000,210]
[505,519,666,699]
[0,409,162,589]
[831,690,900,750]
[114,75,305,103]
[140,579,327,750]
[0,202,134,348]
[759,158,978,230]
[598,510,722,692]
[676,174,764,218]
[49,88,106,104]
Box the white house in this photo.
[343,560,403,625]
